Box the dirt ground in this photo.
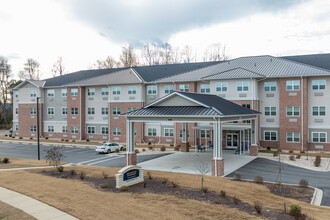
[0,200,36,220]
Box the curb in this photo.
[0,139,95,149]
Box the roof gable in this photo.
[13,80,45,90]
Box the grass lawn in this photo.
[259,149,330,158]
[0,164,329,220]
[0,157,57,169]
[0,200,36,220]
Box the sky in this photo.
[1,0,330,79]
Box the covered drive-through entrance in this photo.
[123,91,260,176]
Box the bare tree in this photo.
[160,42,173,64]
[171,47,182,64]
[18,58,42,80]
[197,161,209,196]
[44,145,65,171]
[142,43,162,65]
[0,57,12,124]
[120,45,139,67]
[203,43,230,61]
[51,57,66,77]
[181,45,194,63]
[89,56,119,69]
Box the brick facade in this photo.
[17,103,43,138]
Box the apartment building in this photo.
[12,54,330,152]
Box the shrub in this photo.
[148,146,153,150]
[254,176,263,184]
[289,205,302,218]
[79,171,86,180]
[266,146,271,150]
[296,154,301,159]
[19,137,22,139]
[171,181,179,188]
[289,150,294,153]
[2,158,9,164]
[86,139,89,142]
[160,146,166,151]
[45,137,48,139]
[202,187,208,193]
[314,155,321,167]
[300,150,305,154]
[70,169,76,175]
[72,140,75,142]
[8,134,11,137]
[4,134,7,137]
[120,186,128,191]
[147,171,152,179]
[254,201,262,214]
[122,147,126,151]
[142,148,146,152]
[102,172,108,179]
[11,136,15,138]
[135,149,140,153]
[30,137,33,140]
[57,166,64,173]
[289,155,295,161]
[220,190,226,197]
[277,149,282,152]
[44,146,65,170]
[170,144,174,147]
[215,198,222,204]
[233,173,241,181]
[233,196,240,205]
[273,151,278,157]
[61,139,64,141]
[299,179,308,188]
[174,145,180,151]
[100,183,109,189]
[148,142,151,145]
[115,148,119,153]
[65,139,69,142]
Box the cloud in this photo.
[59,0,308,47]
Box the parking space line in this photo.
[87,156,124,165]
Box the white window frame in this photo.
[71,107,78,115]
[112,87,121,95]
[264,106,276,116]
[312,106,326,116]
[179,84,189,92]
[71,126,78,134]
[30,107,36,115]
[128,107,136,112]
[112,107,121,115]
[87,126,95,134]
[164,85,174,94]
[200,129,210,138]
[148,128,157,136]
[30,90,37,97]
[62,107,67,115]
[88,88,95,96]
[71,88,78,96]
[61,89,67,97]
[215,82,228,92]
[128,86,137,95]
[286,132,300,143]
[286,106,300,117]
[101,107,108,115]
[164,128,174,137]
[47,107,55,115]
[200,84,210,93]
[179,129,190,138]
[62,126,67,133]
[237,81,249,91]
[47,89,55,98]
[264,130,277,141]
[15,108,18,114]
[101,126,108,135]
[88,107,95,115]
[101,88,109,96]
[48,125,54,132]
[312,132,327,143]
[312,80,326,90]
[15,124,19,131]
[112,127,121,136]
[30,125,36,132]
[15,91,19,98]
[147,85,157,95]
[264,81,277,92]
[286,80,300,91]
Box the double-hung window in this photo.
[164,85,174,94]
[216,82,227,92]
[101,88,109,96]
[179,84,189,92]
[164,128,174,137]
[287,106,300,116]
[287,132,300,142]
[30,107,36,115]
[88,107,95,115]
[179,129,190,138]
[147,85,157,95]
[264,131,277,141]
[102,127,108,135]
[101,107,108,115]
[71,126,78,134]
[112,87,121,95]
[265,107,276,116]
[286,80,300,91]
[200,84,210,93]
[62,126,67,133]
[237,82,248,91]
[61,89,67,97]
[312,106,326,116]
[264,82,277,91]
[200,129,210,138]
[88,88,95,96]
[30,125,36,132]
[30,90,37,97]
[312,132,326,143]
[128,107,136,112]
[87,126,95,134]
[62,107,67,115]
[112,107,121,115]
[47,107,55,115]
[113,128,121,135]
[148,128,157,136]
[47,89,55,97]
[312,80,326,90]
[15,91,19,98]
[71,107,78,115]
[71,88,78,96]
[128,86,137,94]
[48,125,54,132]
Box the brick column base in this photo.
[181,142,189,152]
[212,158,224,176]
[125,152,137,166]
[250,145,258,156]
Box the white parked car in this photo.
[95,143,124,154]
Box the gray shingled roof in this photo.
[124,91,259,117]
[202,67,265,80]
[281,53,330,71]
[156,55,330,82]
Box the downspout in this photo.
[301,76,304,151]
[79,86,82,141]
[108,84,111,142]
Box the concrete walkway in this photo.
[0,187,78,220]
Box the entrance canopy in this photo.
[122,91,260,176]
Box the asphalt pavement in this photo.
[226,157,330,206]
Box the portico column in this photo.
[250,118,258,156]
[181,122,189,152]
[125,120,136,166]
[212,119,224,176]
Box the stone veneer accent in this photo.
[212,158,224,176]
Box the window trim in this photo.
[147,128,157,136]
[286,80,300,91]
[128,86,137,95]
[236,81,249,91]
[71,107,78,115]
[30,107,36,115]
[164,85,174,94]
[312,106,326,116]
[30,90,37,97]
[101,87,109,96]
[112,107,121,115]
[61,107,68,115]
[101,107,108,115]
[286,132,300,143]
[264,81,277,92]
[179,84,189,92]
[164,128,174,137]
[286,106,300,117]
[62,126,68,133]
[215,82,228,92]
[311,132,327,143]
[264,106,276,116]
[87,88,95,96]
[47,107,55,115]
[47,125,54,133]
[312,80,326,90]
[87,107,95,115]
[200,84,210,93]
[71,126,78,134]
[71,88,78,96]
[147,85,157,95]
[30,125,36,132]
[112,127,121,136]
[47,89,55,98]
[112,87,121,95]
[101,126,108,135]
[86,126,96,134]
[61,88,67,97]
[264,130,278,141]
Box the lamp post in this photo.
[36,97,41,160]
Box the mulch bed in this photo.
[41,170,312,220]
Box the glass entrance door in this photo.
[226,133,238,148]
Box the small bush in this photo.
[72,140,75,142]
[171,181,179,188]
[289,155,295,161]
[102,172,108,179]
[233,196,240,205]
[8,134,11,137]
[160,146,166,151]
[299,179,308,188]
[215,198,222,205]
[57,166,64,173]
[289,150,294,153]
[61,139,64,141]
[314,155,321,167]
[70,169,76,175]
[11,136,15,138]
[289,205,302,218]
[220,190,226,197]
[19,137,22,139]
[203,187,208,193]
[254,176,263,184]
[115,148,120,153]
[266,146,271,150]
[148,146,153,150]
[233,173,241,181]
[120,186,128,191]
[254,201,263,214]
[300,150,305,154]
[174,145,180,151]
[86,139,89,142]
[100,183,109,189]
[4,134,7,137]
[147,171,152,179]
[273,151,278,157]
[79,171,86,180]
[2,158,9,164]
[30,137,33,140]
[45,137,48,139]
[65,139,69,142]
[135,149,140,153]
[122,147,126,151]
[148,142,151,145]
[296,154,301,159]
[142,148,146,152]
[170,144,174,147]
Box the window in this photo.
[71,88,78,96]
[15,91,19,98]
[312,106,326,116]
[200,129,210,138]
[242,104,251,109]
[15,108,18,114]
[112,107,121,115]
[312,132,327,143]
[48,125,54,132]
[71,126,78,134]
[216,82,228,92]
[61,89,67,97]
[47,89,55,97]
[264,82,277,92]
[101,88,109,95]
[128,86,137,94]
[88,107,95,115]
[286,80,300,91]
[237,82,249,91]
[265,107,276,116]
[128,107,136,112]
[62,126,67,133]
[112,87,121,95]
[71,107,78,115]
[102,126,108,135]
[30,90,37,97]
[30,107,36,115]
[148,128,157,136]
[164,85,174,94]
[200,84,210,93]
[62,107,67,115]
[147,85,157,95]
[287,132,300,142]
[88,88,95,96]
[87,126,95,134]
[179,84,189,92]
[264,131,277,141]
[15,124,18,131]
[113,128,121,136]
[179,129,190,138]
[47,107,55,115]
[30,125,36,132]
[312,80,326,90]
[101,107,108,115]
[287,106,300,116]
[134,128,137,136]
[164,128,174,137]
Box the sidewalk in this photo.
[0,187,78,220]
